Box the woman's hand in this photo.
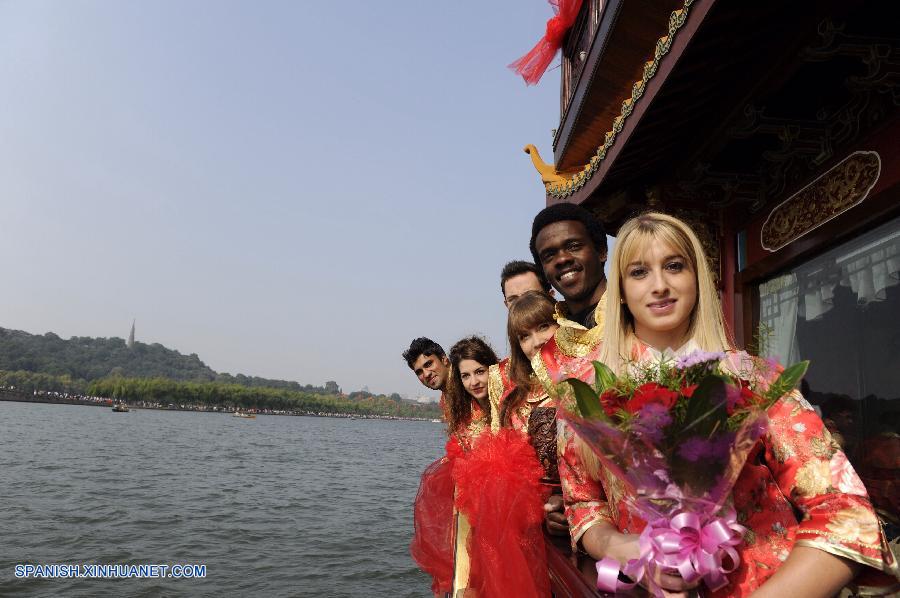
[582,524,700,596]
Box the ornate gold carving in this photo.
[761,151,881,252]
[547,0,695,199]
[524,144,583,188]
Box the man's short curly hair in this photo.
[529,203,607,267]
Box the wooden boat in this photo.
[112,402,130,412]
[544,532,605,597]
[232,410,256,419]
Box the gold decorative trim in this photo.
[452,508,472,595]
[530,350,558,401]
[793,539,892,573]
[570,514,615,551]
[554,294,607,357]
[487,363,504,432]
[547,0,695,199]
[761,151,881,251]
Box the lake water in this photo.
[0,401,445,597]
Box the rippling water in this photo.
[0,401,444,597]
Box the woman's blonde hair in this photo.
[598,212,734,374]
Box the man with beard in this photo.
[402,337,452,420]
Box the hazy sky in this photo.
[0,0,573,399]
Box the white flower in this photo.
[830,452,867,496]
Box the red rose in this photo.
[725,380,757,415]
[624,383,679,414]
[600,388,625,418]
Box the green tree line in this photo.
[0,369,441,419]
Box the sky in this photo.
[0,0,574,399]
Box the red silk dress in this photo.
[412,389,550,597]
[530,299,607,551]
[547,340,900,595]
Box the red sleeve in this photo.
[763,391,898,576]
[557,419,614,552]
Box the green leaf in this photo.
[592,361,617,393]
[566,378,609,421]
[680,374,729,437]
[766,360,810,402]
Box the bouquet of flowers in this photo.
[560,350,808,596]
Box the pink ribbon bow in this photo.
[596,507,746,596]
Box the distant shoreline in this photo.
[0,392,438,422]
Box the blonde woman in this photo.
[558,212,898,596]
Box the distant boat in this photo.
[233,410,255,419]
[430,419,442,423]
[112,402,130,413]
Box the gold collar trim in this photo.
[553,293,606,357]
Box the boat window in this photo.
[757,213,900,541]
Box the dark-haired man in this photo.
[500,260,552,308]
[530,202,607,329]
[529,203,609,552]
[402,337,452,418]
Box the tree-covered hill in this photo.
[0,327,216,382]
[0,326,440,418]
[0,326,334,392]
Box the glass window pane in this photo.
[757,215,900,540]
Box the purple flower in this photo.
[678,437,712,461]
[748,418,768,440]
[678,433,736,462]
[711,432,736,455]
[631,403,672,444]
[675,350,726,370]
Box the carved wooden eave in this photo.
[542,0,898,238]
[553,0,684,172]
[546,0,715,207]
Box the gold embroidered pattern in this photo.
[554,294,607,357]
[530,350,558,401]
[795,539,892,573]
[771,439,797,463]
[794,459,832,496]
[824,506,881,545]
[487,364,504,433]
[810,435,835,460]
